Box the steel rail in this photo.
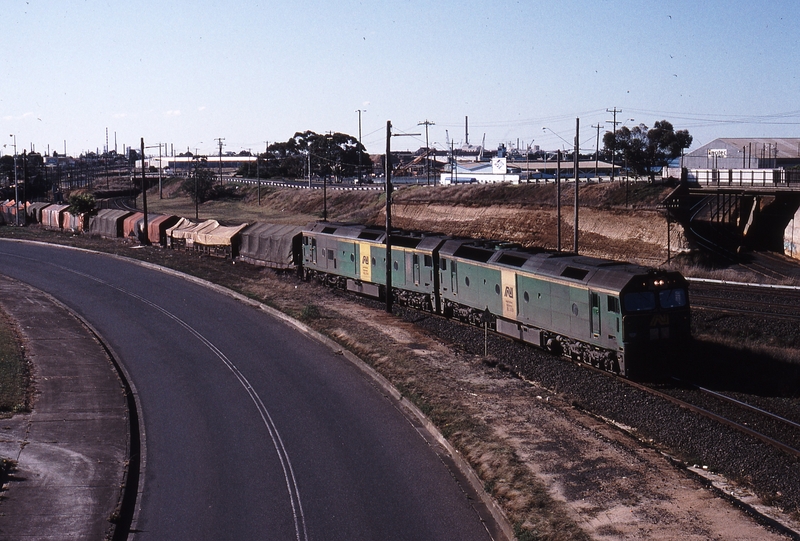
[690,297,800,323]
[694,385,800,432]
[567,361,800,460]
[621,378,800,460]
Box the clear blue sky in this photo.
[2,0,799,158]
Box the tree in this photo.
[237,130,370,180]
[603,120,692,181]
[23,152,50,200]
[182,157,215,204]
[66,192,96,215]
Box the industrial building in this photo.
[680,138,800,170]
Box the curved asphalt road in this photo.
[0,240,495,541]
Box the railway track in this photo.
[649,378,800,460]
[569,356,800,462]
[691,295,800,322]
[689,279,800,321]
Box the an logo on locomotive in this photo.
[650,314,669,327]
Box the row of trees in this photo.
[237,130,370,181]
[0,152,51,201]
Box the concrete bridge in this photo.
[665,168,800,260]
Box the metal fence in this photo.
[687,168,800,188]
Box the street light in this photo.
[542,126,571,150]
[418,120,435,185]
[9,135,19,226]
[526,139,534,182]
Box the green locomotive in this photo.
[301,223,690,378]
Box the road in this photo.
[0,240,495,541]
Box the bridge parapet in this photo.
[687,168,800,192]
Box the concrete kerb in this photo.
[0,273,141,540]
[50,291,146,541]
[0,272,144,541]
[3,239,515,541]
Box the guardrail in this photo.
[226,177,384,192]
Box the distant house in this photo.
[681,138,800,170]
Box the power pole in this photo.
[215,137,225,183]
[591,123,603,181]
[556,150,561,252]
[573,118,580,254]
[418,119,435,185]
[384,121,420,313]
[255,148,261,206]
[105,128,110,189]
[385,121,393,314]
[606,107,621,182]
[140,138,150,245]
[158,143,163,198]
[10,135,18,226]
[356,110,365,183]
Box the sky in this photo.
[2,0,800,159]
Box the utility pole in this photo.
[323,133,331,222]
[140,138,150,245]
[215,137,225,183]
[105,128,110,189]
[418,119,435,186]
[591,123,603,181]
[384,121,420,313]
[255,149,261,206]
[606,107,621,182]
[385,121,393,314]
[158,143,163,198]
[556,150,561,252]
[10,135,19,226]
[22,150,27,206]
[573,118,580,254]
[193,156,199,221]
[356,110,365,183]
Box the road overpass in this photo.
[665,168,800,259]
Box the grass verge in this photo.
[0,306,29,417]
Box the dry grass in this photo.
[140,178,386,226]
[0,306,29,417]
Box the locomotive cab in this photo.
[619,271,690,377]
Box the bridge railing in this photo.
[687,168,799,188]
